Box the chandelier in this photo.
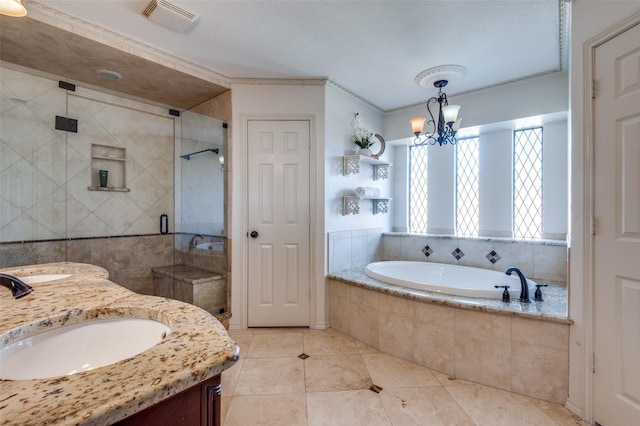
[410,79,461,146]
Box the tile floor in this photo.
[221,328,587,426]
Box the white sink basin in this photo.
[19,274,72,284]
[0,318,171,380]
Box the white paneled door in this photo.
[247,120,310,327]
[593,21,640,426]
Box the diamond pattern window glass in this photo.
[513,127,543,240]
[409,145,428,233]
[456,137,480,237]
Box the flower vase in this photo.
[358,148,372,157]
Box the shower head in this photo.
[180,148,219,160]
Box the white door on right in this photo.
[593,20,640,426]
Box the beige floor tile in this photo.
[246,330,304,358]
[307,390,391,426]
[224,394,307,426]
[362,353,440,388]
[379,386,475,426]
[355,339,381,354]
[430,369,475,386]
[302,328,360,355]
[235,357,304,395]
[221,358,244,396]
[221,396,232,425]
[304,354,372,392]
[446,384,557,426]
[229,333,253,356]
[530,398,590,425]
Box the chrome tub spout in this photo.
[505,267,530,303]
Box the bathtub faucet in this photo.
[189,234,203,251]
[0,273,33,299]
[505,267,530,303]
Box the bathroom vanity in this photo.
[0,262,239,426]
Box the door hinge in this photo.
[592,352,596,373]
[591,216,596,236]
[591,79,596,99]
[58,81,76,91]
[55,115,78,133]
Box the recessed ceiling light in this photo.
[95,69,123,81]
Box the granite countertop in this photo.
[328,267,572,324]
[0,262,239,426]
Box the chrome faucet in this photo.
[188,234,203,251]
[505,267,530,303]
[0,273,33,299]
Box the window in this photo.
[409,144,428,233]
[513,127,543,239]
[456,137,480,237]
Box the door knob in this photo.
[250,230,259,238]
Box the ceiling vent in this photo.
[142,0,200,34]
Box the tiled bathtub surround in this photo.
[327,228,385,273]
[381,233,567,282]
[327,276,570,405]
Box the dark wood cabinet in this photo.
[114,374,221,426]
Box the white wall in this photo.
[383,72,568,141]
[229,82,326,329]
[567,1,640,419]
[324,85,391,234]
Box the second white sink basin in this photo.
[19,274,72,284]
[0,318,171,380]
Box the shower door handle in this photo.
[250,231,259,238]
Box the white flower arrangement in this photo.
[352,113,374,149]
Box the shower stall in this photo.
[0,64,229,323]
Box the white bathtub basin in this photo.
[19,274,72,284]
[365,261,535,299]
[0,318,171,380]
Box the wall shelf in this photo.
[87,186,130,192]
[342,196,391,215]
[342,155,391,180]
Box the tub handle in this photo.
[534,284,548,302]
[494,285,510,303]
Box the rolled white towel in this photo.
[355,187,380,199]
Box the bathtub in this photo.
[364,261,535,299]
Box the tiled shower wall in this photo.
[0,235,174,294]
[328,230,567,282]
[0,67,175,242]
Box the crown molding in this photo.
[326,80,383,114]
[231,77,328,86]
[25,0,231,88]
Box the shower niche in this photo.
[88,144,129,191]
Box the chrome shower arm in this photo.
[180,148,219,160]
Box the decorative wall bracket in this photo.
[342,155,391,180]
[342,196,391,215]
[342,196,360,215]
[372,198,391,215]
